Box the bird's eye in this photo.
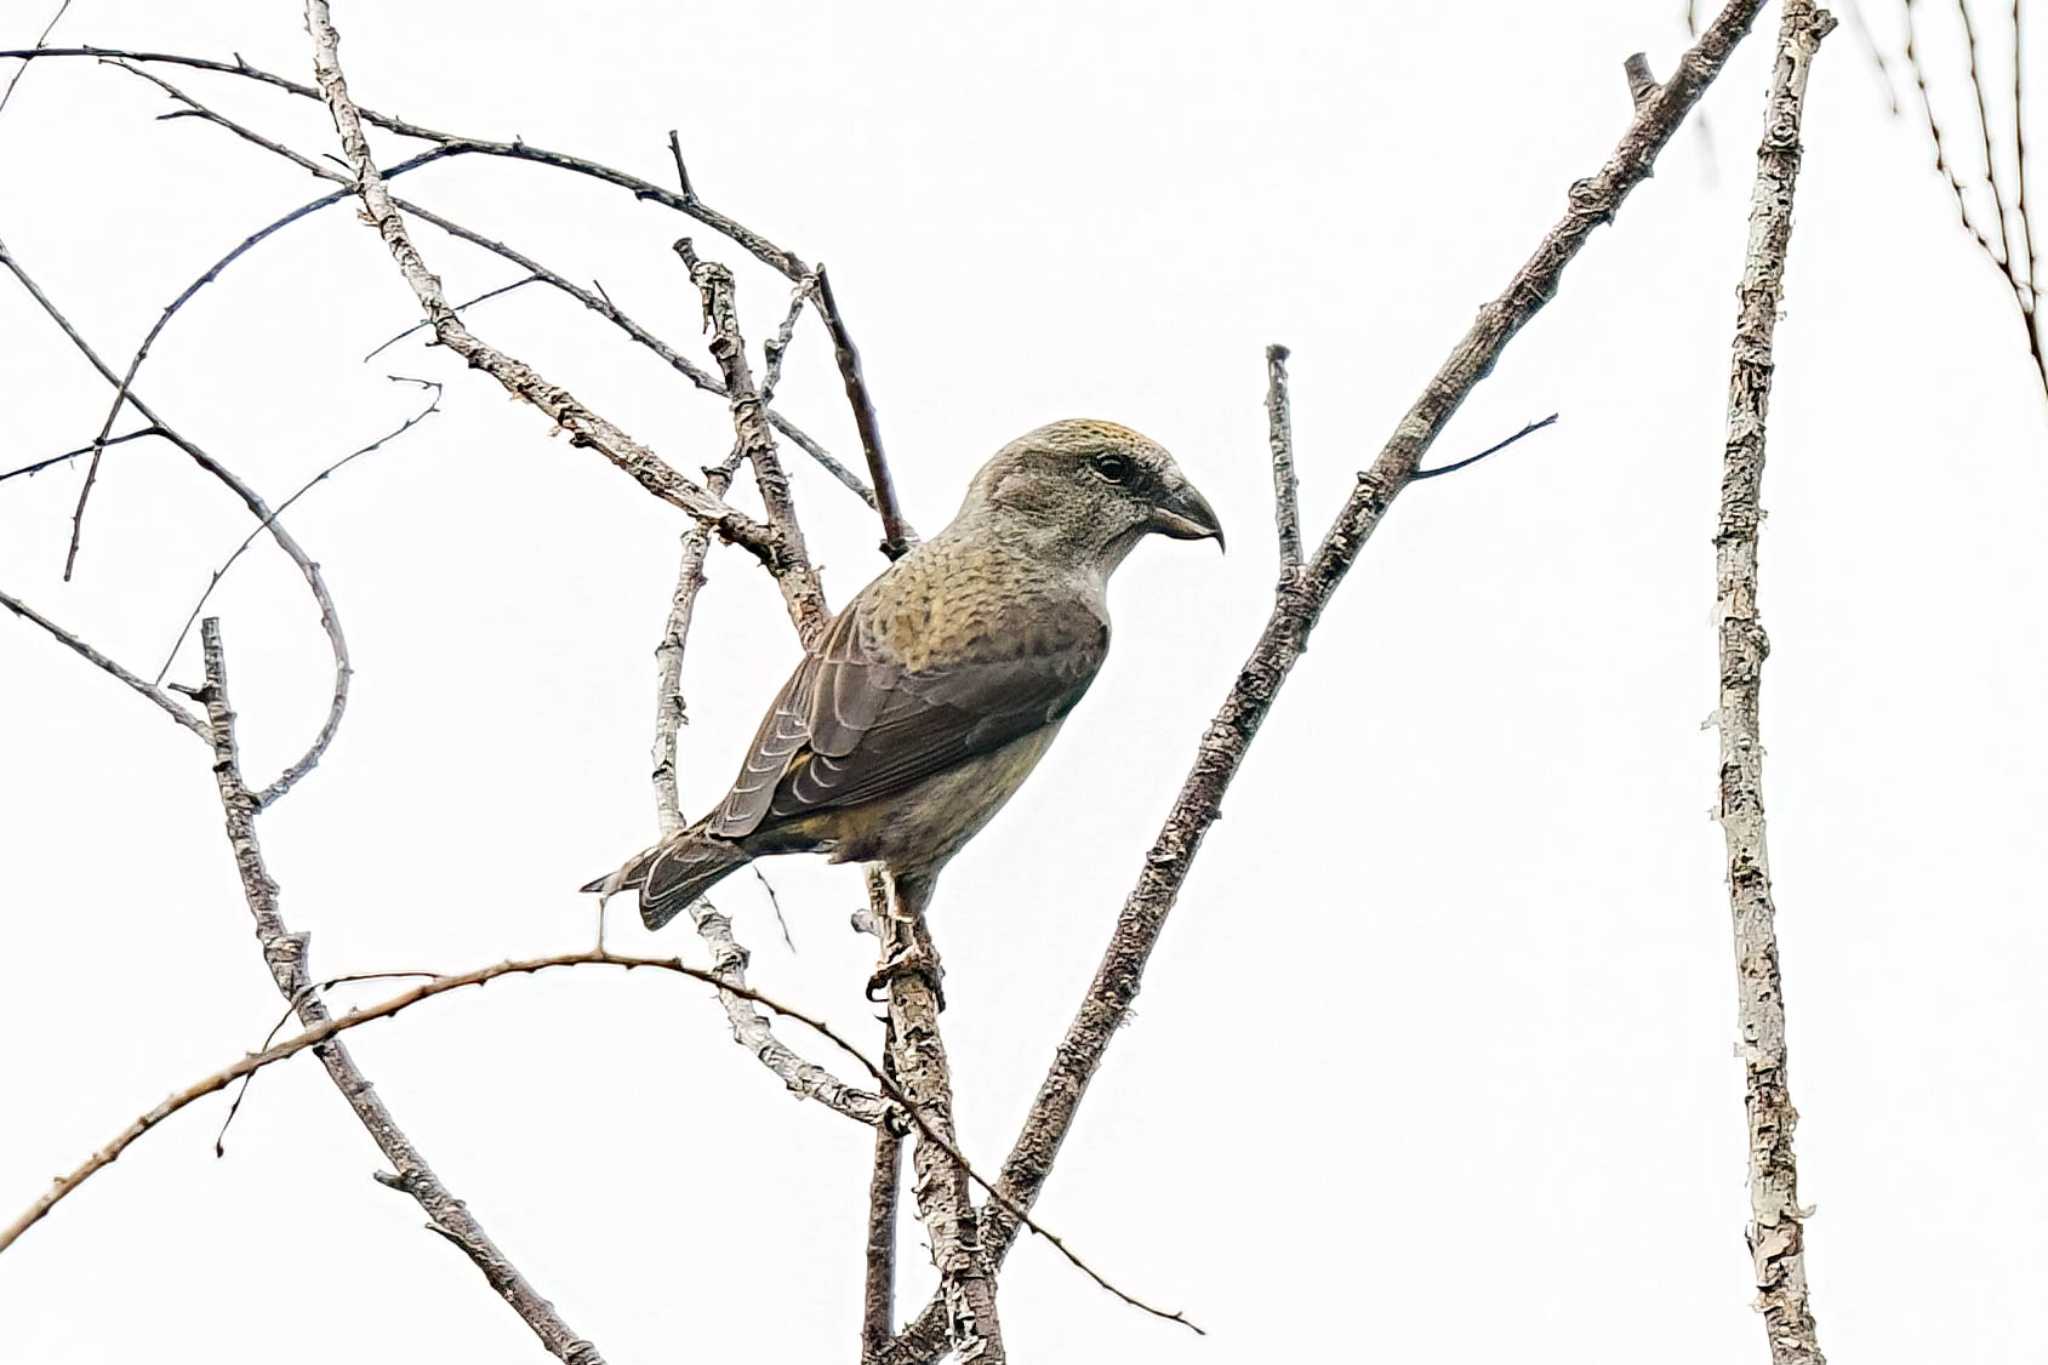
[1091,453,1131,484]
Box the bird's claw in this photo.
[866,942,946,1012]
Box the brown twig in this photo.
[815,266,914,559]
[2,938,1188,1332]
[1715,5,1836,1362]
[0,234,351,807]
[886,2,1776,1355]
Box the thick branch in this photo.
[880,905,1005,1365]
[888,2,1775,1356]
[1715,5,1835,1363]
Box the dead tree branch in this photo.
[815,266,913,559]
[0,234,350,807]
[297,2,788,576]
[880,908,1006,1364]
[1715,5,1836,1363]
[0,587,207,738]
[678,238,830,642]
[190,619,604,1361]
[886,2,1776,1355]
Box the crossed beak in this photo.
[1149,481,1226,552]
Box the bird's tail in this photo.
[580,832,751,931]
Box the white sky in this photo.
[3,2,2045,1362]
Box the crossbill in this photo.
[583,418,1222,930]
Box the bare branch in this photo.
[877,900,1007,1364]
[30,50,883,502]
[299,4,787,580]
[678,238,831,642]
[1624,52,1661,108]
[888,2,1777,1355]
[862,1109,905,1364]
[1263,343,1302,570]
[0,0,73,120]
[0,235,351,805]
[182,618,605,1360]
[152,377,443,690]
[815,265,915,559]
[362,273,541,361]
[1715,5,1835,1362]
[1410,411,1560,480]
[0,426,163,486]
[0,587,207,738]
[4,937,1181,1334]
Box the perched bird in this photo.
[582,419,1222,948]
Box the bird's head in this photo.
[961,419,1224,571]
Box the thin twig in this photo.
[0,236,348,801]
[1410,412,1561,479]
[35,51,881,502]
[0,427,163,486]
[0,587,207,738]
[886,2,1776,1354]
[1715,5,1835,1362]
[814,266,914,559]
[152,378,443,688]
[2,943,1191,1333]
[363,274,541,361]
[0,0,73,120]
[215,970,445,1156]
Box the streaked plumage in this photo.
[583,419,1222,931]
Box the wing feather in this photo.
[704,593,1105,840]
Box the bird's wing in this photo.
[705,599,1106,839]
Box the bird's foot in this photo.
[866,941,946,1012]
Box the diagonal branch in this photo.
[886,2,1777,1356]
[1714,5,1835,1363]
[190,617,602,1362]
[814,266,914,559]
[0,587,207,738]
[297,3,786,574]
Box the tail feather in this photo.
[580,834,751,931]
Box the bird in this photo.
[581,418,1222,968]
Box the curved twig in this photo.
[0,235,351,806]
[152,377,442,695]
